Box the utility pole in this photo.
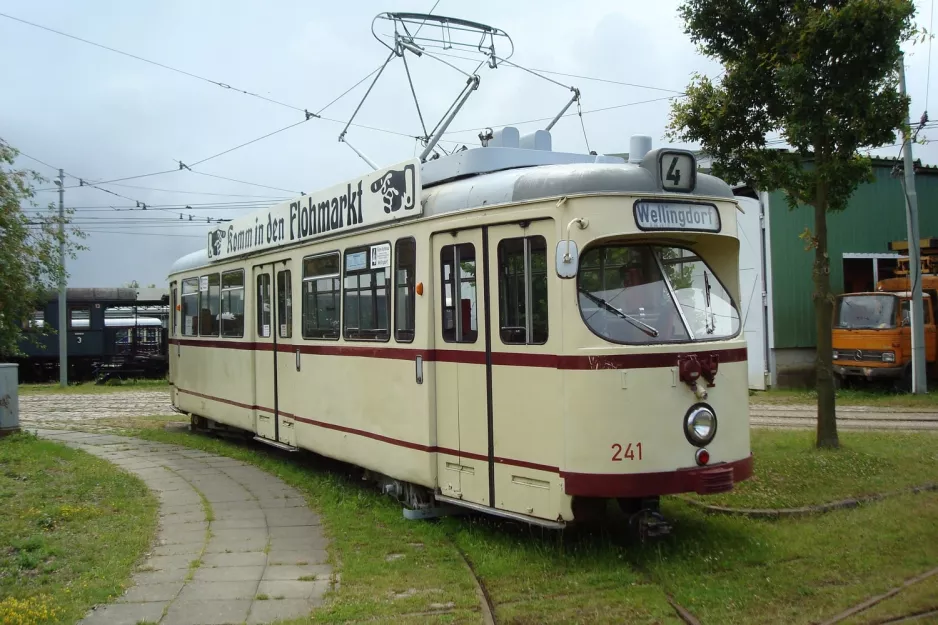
[898,54,927,394]
[56,169,67,388]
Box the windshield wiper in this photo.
[704,270,715,334]
[578,287,659,337]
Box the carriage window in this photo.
[498,236,548,344]
[200,274,220,336]
[440,243,478,343]
[22,310,43,332]
[344,244,390,341]
[395,238,416,343]
[221,270,245,338]
[577,245,739,344]
[302,253,340,339]
[181,278,199,336]
[278,270,293,338]
[257,274,271,338]
[68,306,90,330]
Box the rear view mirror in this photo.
[556,241,579,279]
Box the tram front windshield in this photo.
[577,244,740,344]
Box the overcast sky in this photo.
[3,0,937,288]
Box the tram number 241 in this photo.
[611,442,643,462]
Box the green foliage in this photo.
[669,0,916,212]
[0,139,85,358]
[668,0,918,448]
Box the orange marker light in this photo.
[415,282,424,296]
[176,304,181,311]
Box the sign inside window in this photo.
[633,200,721,233]
[370,243,391,269]
[346,251,367,271]
[199,276,209,292]
[206,159,422,260]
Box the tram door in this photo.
[253,267,277,440]
[272,262,297,447]
[432,229,491,507]
[486,221,560,518]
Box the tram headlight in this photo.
[684,405,717,447]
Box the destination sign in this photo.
[207,159,421,261]
[633,200,721,233]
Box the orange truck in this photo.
[832,240,938,391]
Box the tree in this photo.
[0,139,85,358]
[667,0,916,448]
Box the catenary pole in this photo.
[57,168,67,387]
[898,54,927,394]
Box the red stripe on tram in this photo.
[168,338,746,370]
[174,387,558,471]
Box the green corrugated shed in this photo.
[768,161,938,348]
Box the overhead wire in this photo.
[444,95,679,135]
[391,43,686,95]
[0,11,305,114]
[4,11,460,169]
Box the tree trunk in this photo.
[813,199,839,449]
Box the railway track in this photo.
[750,404,938,431]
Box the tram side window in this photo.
[257,274,271,338]
[171,287,177,336]
[278,269,293,338]
[221,270,244,338]
[440,243,478,343]
[344,244,390,341]
[302,253,340,339]
[395,238,416,343]
[498,236,548,345]
[200,274,220,336]
[181,278,199,336]
[68,306,90,331]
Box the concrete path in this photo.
[33,429,334,625]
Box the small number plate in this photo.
[659,152,695,192]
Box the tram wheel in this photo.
[571,497,607,523]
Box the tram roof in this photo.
[169,137,736,277]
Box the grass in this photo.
[0,431,158,625]
[18,378,169,395]
[844,572,938,624]
[127,426,938,625]
[130,428,483,624]
[685,429,938,509]
[752,387,938,408]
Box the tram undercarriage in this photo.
[187,413,675,539]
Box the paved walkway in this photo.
[33,429,334,625]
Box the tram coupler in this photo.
[619,496,672,540]
[629,509,672,540]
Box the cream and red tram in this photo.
[167,133,753,529]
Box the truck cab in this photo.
[832,289,937,389]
